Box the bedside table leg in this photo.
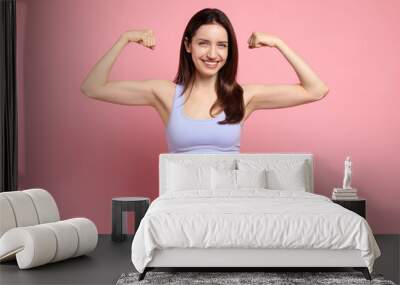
[122,210,127,235]
[112,202,124,242]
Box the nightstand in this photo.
[112,197,150,242]
[332,198,366,218]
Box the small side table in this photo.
[332,198,366,219]
[112,197,150,242]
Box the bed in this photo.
[131,153,381,281]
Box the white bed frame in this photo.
[141,153,371,280]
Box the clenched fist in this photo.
[122,29,156,50]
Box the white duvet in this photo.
[131,189,381,273]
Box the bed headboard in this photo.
[159,153,314,195]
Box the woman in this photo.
[80,8,329,153]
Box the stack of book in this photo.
[332,188,358,200]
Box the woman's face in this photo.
[185,23,229,76]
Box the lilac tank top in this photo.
[166,84,241,153]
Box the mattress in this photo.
[131,189,381,273]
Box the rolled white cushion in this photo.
[0,195,17,237]
[0,191,39,227]
[23,188,60,223]
[63,218,98,257]
[0,225,57,269]
[42,221,79,262]
[0,218,98,269]
[0,189,60,239]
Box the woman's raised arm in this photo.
[80,30,161,106]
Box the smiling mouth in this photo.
[202,60,219,68]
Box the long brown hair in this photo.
[173,8,244,124]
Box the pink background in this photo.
[16,0,399,234]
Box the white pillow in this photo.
[266,168,306,191]
[211,168,268,190]
[167,160,236,192]
[237,169,268,188]
[237,159,308,191]
[211,168,236,190]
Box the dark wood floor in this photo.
[0,234,398,285]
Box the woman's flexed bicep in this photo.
[82,79,166,107]
[80,29,158,106]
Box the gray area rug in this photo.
[116,271,397,285]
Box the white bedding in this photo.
[131,189,381,273]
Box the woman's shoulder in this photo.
[151,80,178,115]
[151,80,177,100]
[239,83,253,107]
